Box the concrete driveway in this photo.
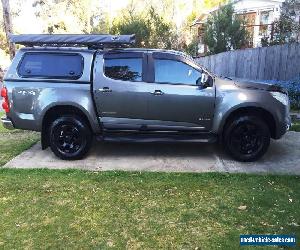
[4,131,300,175]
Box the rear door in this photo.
[146,52,216,131]
[93,51,150,130]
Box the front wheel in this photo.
[223,115,270,162]
[49,115,92,160]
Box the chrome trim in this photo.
[150,90,164,95]
[98,87,112,92]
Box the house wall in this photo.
[234,0,284,12]
[233,0,284,47]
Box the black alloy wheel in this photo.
[49,115,92,160]
[224,115,270,162]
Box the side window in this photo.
[104,58,142,82]
[154,59,202,85]
[18,53,83,79]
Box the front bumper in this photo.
[1,115,14,130]
[275,115,291,139]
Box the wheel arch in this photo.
[219,106,276,140]
[41,105,98,150]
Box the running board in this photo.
[96,132,217,143]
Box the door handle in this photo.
[98,87,112,93]
[150,90,164,96]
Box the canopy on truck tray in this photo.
[9,34,136,48]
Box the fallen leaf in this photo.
[107,240,114,247]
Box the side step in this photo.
[96,131,218,143]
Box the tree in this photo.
[111,6,175,49]
[1,0,15,59]
[203,0,228,9]
[203,4,248,54]
[184,36,199,57]
[91,10,110,34]
[147,6,175,49]
[33,0,100,34]
[262,0,300,46]
[110,14,151,47]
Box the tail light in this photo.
[1,86,10,113]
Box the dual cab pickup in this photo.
[1,34,291,161]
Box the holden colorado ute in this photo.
[1,34,291,161]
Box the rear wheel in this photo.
[223,115,270,162]
[49,115,92,160]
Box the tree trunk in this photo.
[1,0,15,60]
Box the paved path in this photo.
[4,132,300,175]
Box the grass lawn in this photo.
[291,121,300,132]
[291,109,300,132]
[0,111,299,248]
[0,111,39,166]
[0,169,299,249]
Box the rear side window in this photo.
[18,53,83,79]
[104,58,142,82]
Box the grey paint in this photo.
[93,52,215,131]
[1,47,291,142]
[212,78,290,138]
[3,47,101,133]
[93,53,150,128]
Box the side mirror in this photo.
[196,72,213,89]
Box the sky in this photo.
[13,0,43,33]
[12,0,131,33]
[11,0,198,33]
[0,0,200,67]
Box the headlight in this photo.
[270,91,289,106]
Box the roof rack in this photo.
[9,34,136,49]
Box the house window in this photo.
[259,11,271,36]
[237,12,256,47]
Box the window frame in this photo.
[17,52,84,80]
[103,52,147,82]
[149,52,211,86]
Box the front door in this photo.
[93,52,149,130]
[146,53,215,131]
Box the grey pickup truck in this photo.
[1,34,291,161]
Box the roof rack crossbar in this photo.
[9,34,136,49]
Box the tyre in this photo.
[223,115,270,162]
[49,115,92,160]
